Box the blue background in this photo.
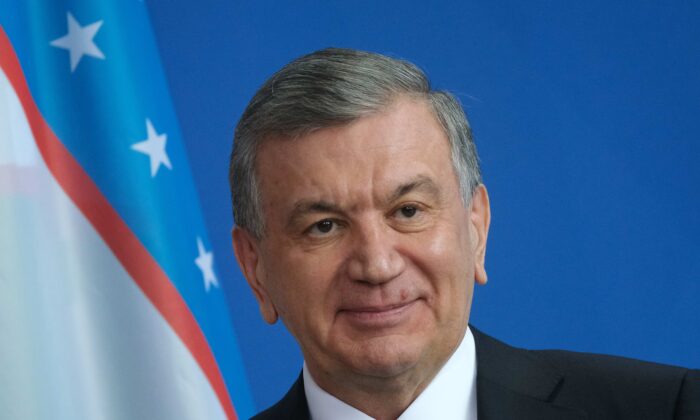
[146,1,700,412]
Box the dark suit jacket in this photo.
[252,327,700,419]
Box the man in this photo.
[230,48,699,420]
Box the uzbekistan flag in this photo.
[0,2,254,419]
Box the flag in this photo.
[0,2,254,419]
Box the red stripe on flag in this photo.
[0,26,238,420]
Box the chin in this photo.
[343,335,425,378]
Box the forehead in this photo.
[255,98,458,214]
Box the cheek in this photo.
[415,223,472,277]
[264,246,342,326]
[406,224,473,313]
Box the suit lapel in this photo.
[253,372,311,420]
[282,373,311,420]
[472,327,588,420]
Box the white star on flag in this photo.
[131,119,172,177]
[195,237,219,292]
[50,12,105,72]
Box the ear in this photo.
[470,185,491,285]
[232,227,279,324]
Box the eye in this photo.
[391,204,428,229]
[308,219,336,236]
[399,206,417,218]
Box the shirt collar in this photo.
[303,327,478,420]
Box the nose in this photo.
[345,221,406,284]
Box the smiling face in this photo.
[233,97,490,395]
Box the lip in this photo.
[338,299,420,329]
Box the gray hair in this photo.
[230,48,482,238]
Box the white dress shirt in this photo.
[303,327,478,420]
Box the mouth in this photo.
[337,299,420,329]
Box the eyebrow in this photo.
[286,200,344,231]
[285,175,442,230]
[386,175,442,205]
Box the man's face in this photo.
[233,97,490,388]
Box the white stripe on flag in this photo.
[0,66,226,420]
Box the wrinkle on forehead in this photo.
[255,97,457,228]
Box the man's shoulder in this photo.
[472,327,699,419]
[536,347,699,416]
[473,325,693,381]
[539,346,681,381]
[250,372,310,420]
[534,345,688,380]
